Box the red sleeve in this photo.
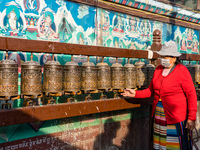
[181,66,197,121]
[135,77,154,98]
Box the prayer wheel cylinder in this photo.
[111,63,125,90]
[124,63,136,89]
[43,60,63,93]
[187,64,195,83]
[81,62,97,92]
[135,60,146,87]
[97,62,111,90]
[63,61,81,93]
[195,64,200,83]
[0,59,18,97]
[146,63,155,86]
[21,60,42,96]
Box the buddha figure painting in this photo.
[1,5,25,37]
[112,14,125,37]
[180,34,187,51]
[101,13,110,36]
[37,11,59,40]
[128,17,138,32]
[192,41,199,53]
[187,29,193,50]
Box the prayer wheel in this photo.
[97,57,111,90]
[111,58,125,90]
[135,60,146,88]
[63,56,81,93]
[0,53,18,97]
[81,57,97,92]
[187,64,195,83]
[195,63,200,83]
[146,63,155,86]
[43,54,63,94]
[124,59,136,89]
[21,54,42,96]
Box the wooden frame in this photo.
[0,98,142,127]
[0,35,199,127]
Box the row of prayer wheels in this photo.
[1,51,200,100]
[0,52,156,99]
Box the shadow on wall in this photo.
[0,105,151,149]
[93,118,121,150]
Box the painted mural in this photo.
[107,0,200,25]
[0,0,199,54]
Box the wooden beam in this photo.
[179,53,200,61]
[0,98,141,127]
[0,36,159,59]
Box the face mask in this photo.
[160,58,171,68]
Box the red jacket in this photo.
[135,63,197,124]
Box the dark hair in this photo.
[175,57,181,64]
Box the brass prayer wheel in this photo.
[0,52,18,97]
[195,63,200,83]
[97,57,111,90]
[43,54,63,93]
[111,58,125,90]
[124,59,136,89]
[63,55,81,93]
[81,57,97,92]
[146,62,155,86]
[187,64,195,83]
[135,60,146,88]
[21,53,42,96]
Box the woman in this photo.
[121,41,197,150]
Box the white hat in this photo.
[157,40,182,57]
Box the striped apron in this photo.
[153,101,193,150]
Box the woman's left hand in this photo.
[185,119,195,131]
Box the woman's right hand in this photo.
[121,88,136,97]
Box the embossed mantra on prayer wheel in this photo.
[81,57,97,92]
[21,54,42,96]
[63,56,81,93]
[135,60,146,88]
[124,59,136,89]
[97,58,111,90]
[0,53,18,97]
[43,55,63,94]
[111,58,125,90]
